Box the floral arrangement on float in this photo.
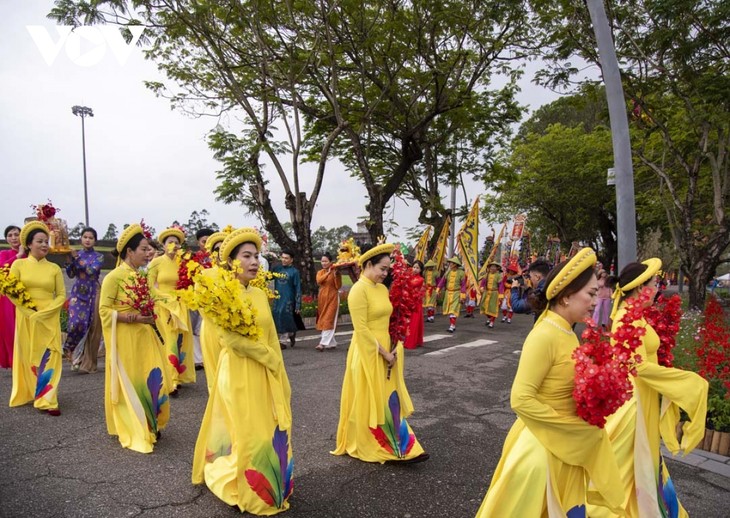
[29,200,71,252]
[572,287,653,428]
[177,261,261,340]
[0,266,37,311]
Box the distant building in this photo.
[353,221,370,246]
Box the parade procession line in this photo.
[423,339,498,357]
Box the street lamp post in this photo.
[72,105,94,226]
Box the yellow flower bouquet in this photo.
[0,265,37,311]
[250,268,285,300]
[178,265,261,340]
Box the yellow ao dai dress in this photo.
[9,256,65,411]
[192,284,294,515]
[476,311,624,517]
[332,276,426,462]
[99,262,171,453]
[148,254,196,388]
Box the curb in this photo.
[662,445,730,479]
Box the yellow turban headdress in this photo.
[158,227,185,245]
[204,231,228,253]
[220,227,263,263]
[536,247,597,324]
[20,221,49,248]
[115,223,147,267]
[610,257,662,319]
[358,243,395,267]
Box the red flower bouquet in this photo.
[120,269,157,319]
[388,250,426,346]
[176,250,211,291]
[31,200,59,222]
[572,288,650,428]
[643,294,683,367]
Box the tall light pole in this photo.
[586,1,637,270]
[72,105,94,226]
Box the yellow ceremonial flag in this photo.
[456,198,480,291]
[430,216,451,272]
[479,223,506,279]
[413,226,432,263]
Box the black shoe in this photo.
[195,363,204,371]
[400,453,430,464]
[156,430,162,440]
[290,336,296,348]
[170,389,179,398]
[280,342,288,350]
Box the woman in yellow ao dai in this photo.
[332,243,428,463]
[192,228,293,515]
[148,227,195,390]
[9,222,65,415]
[476,248,624,517]
[588,259,707,518]
[100,224,171,453]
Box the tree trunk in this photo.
[286,192,317,296]
[684,226,730,309]
[364,185,385,244]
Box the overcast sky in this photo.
[1,1,568,245]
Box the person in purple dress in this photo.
[63,228,104,362]
[0,225,24,368]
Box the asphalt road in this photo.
[1,312,728,517]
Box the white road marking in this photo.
[423,334,450,342]
[423,339,497,356]
[299,332,450,343]
[297,330,353,342]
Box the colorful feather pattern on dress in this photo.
[566,504,586,518]
[369,391,415,458]
[31,348,54,399]
[138,367,168,433]
[658,457,680,518]
[244,426,294,509]
[168,333,187,374]
[204,443,232,463]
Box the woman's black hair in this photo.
[531,259,596,313]
[4,225,20,239]
[81,227,97,240]
[322,252,332,261]
[195,228,214,240]
[111,232,146,260]
[412,260,424,278]
[25,228,49,250]
[616,262,651,304]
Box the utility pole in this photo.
[586,0,637,270]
